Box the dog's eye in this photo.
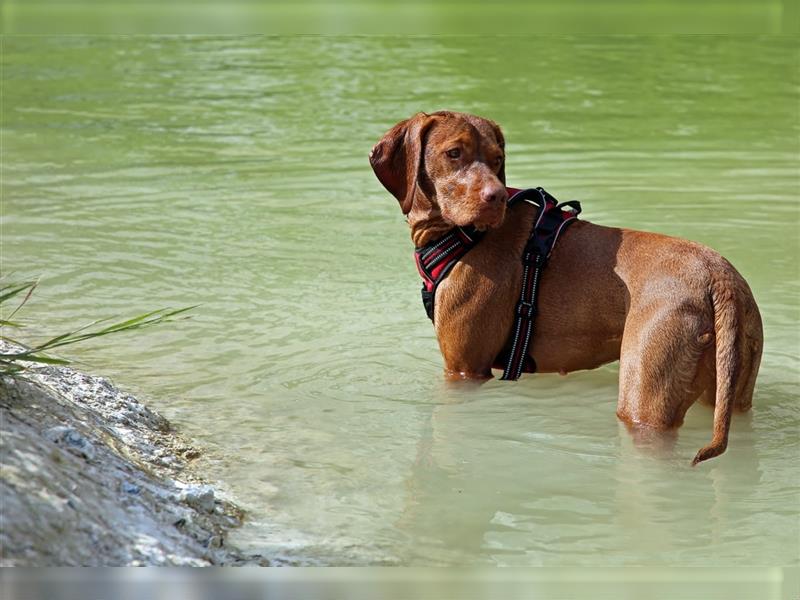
[495,156,504,165]
[446,148,461,159]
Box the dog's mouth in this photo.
[472,203,506,230]
[438,194,507,231]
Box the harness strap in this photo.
[412,186,581,380]
[414,226,484,322]
[500,188,581,380]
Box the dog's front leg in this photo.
[434,278,511,383]
[443,366,493,382]
[437,324,499,382]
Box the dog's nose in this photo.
[481,185,507,204]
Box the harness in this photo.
[413,187,581,381]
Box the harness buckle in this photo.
[516,301,536,319]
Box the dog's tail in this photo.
[691,278,740,466]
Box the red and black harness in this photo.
[413,187,581,380]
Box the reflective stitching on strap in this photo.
[500,190,581,380]
[550,214,579,250]
[457,227,474,243]
[425,238,464,269]
[503,261,530,378]
[419,232,457,261]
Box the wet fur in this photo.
[370,111,763,465]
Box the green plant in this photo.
[0,279,195,375]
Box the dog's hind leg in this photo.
[685,315,761,414]
[734,342,760,413]
[734,294,763,413]
[616,303,714,434]
[691,346,717,407]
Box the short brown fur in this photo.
[370,111,763,465]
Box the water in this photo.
[3,36,798,566]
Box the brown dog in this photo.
[370,111,763,465]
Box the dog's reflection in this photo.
[395,385,762,565]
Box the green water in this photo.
[2,36,798,566]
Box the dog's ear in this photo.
[488,119,506,185]
[369,113,435,215]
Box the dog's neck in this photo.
[409,216,454,247]
[407,193,459,247]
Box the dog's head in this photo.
[369,111,507,230]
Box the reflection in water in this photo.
[3,35,798,566]
[395,369,776,565]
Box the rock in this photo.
[120,481,141,495]
[0,340,276,566]
[42,426,95,460]
[180,485,215,513]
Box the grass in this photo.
[0,279,195,375]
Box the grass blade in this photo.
[0,276,196,376]
[4,279,39,322]
[0,281,37,305]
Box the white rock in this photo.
[180,485,215,513]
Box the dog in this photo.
[369,111,763,465]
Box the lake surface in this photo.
[3,35,798,566]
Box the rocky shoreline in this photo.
[0,345,268,566]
